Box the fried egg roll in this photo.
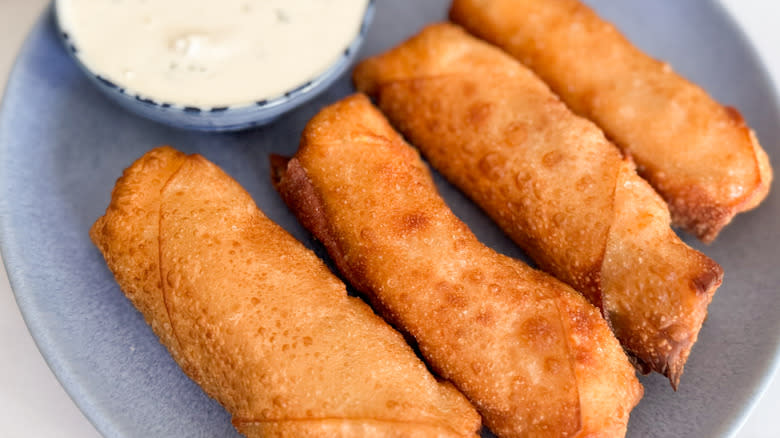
[450,0,772,242]
[272,94,642,438]
[353,23,723,387]
[90,146,480,438]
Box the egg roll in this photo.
[272,94,643,438]
[353,23,723,388]
[450,0,772,242]
[90,146,481,438]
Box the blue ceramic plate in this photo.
[1,1,778,437]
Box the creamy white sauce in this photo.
[57,0,369,108]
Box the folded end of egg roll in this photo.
[90,146,191,369]
[664,123,772,243]
[602,159,724,389]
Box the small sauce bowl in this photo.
[54,0,375,132]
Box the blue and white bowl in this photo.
[54,0,375,132]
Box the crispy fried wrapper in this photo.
[450,0,772,242]
[272,95,642,438]
[353,23,723,388]
[90,146,481,438]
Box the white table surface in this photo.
[0,1,777,437]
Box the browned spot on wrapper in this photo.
[478,153,506,181]
[400,212,430,234]
[467,101,493,126]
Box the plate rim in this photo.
[0,8,129,438]
[703,2,780,437]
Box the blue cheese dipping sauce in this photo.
[56,0,370,109]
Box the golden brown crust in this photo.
[353,23,722,388]
[90,146,481,438]
[274,94,642,438]
[449,0,772,242]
